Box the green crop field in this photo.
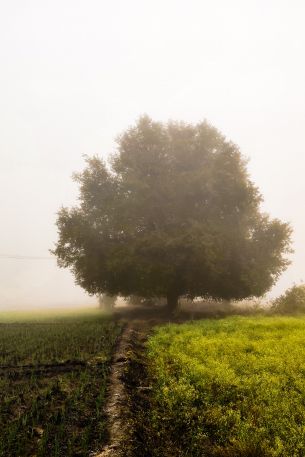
[145,316,305,457]
[0,309,121,457]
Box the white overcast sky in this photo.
[0,0,304,309]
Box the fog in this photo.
[1,0,304,309]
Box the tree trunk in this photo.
[166,293,179,313]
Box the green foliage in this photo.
[272,284,305,314]
[146,316,305,456]
[0,310,121,456]
[52,117,292,307]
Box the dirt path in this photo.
[95,308,172,457]
[95,323,135,456]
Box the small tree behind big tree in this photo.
[52,117,292,311]
[98,293,116,310]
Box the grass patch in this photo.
[145,316,305,456]
[0,308,121,456]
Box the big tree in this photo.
[52,117,292,310]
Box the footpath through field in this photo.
[95,306,176,457]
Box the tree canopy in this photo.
[52,116,292,310]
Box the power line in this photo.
[0,254,54,260]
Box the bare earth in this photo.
[94,307,171,457]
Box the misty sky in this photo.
[1,0,304,309]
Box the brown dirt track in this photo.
[95,307,174,457]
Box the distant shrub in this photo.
[272,284,305,314]
[178,297,266,319]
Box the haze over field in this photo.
[1,0,304,309]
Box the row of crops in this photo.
[0,309,122,457]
